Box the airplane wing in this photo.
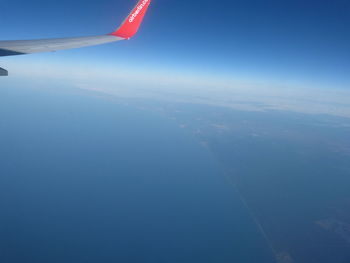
[0,0,151,76]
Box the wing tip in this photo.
[111,0,151,39]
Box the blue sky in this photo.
[1,0,350,89]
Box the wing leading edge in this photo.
[0,0,151,75]
[0,35,124,56]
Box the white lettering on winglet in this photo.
[129,0,149,23]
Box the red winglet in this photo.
[111,0,151,39]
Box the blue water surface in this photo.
[0,85,274,263]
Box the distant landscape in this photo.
[117,95,350,263]
[1,82,350,262]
